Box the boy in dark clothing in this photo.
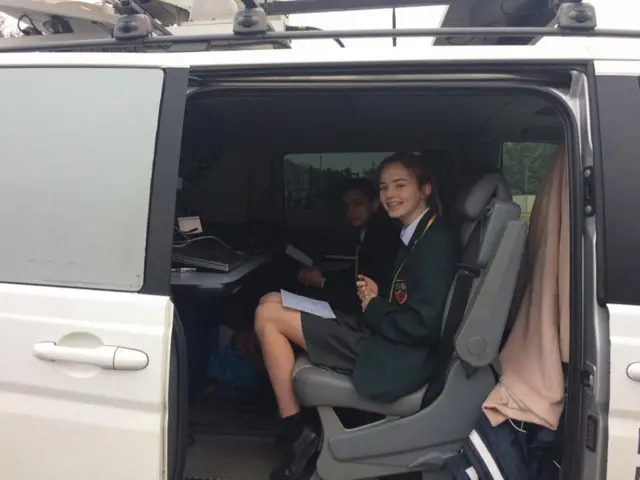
[297,178,400,314]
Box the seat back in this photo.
[446,172,526,369]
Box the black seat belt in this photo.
[421,263,481,408]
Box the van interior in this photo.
[168,72,568,480]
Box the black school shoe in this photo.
[271,425,322,480]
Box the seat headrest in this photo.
[456,173,512,220]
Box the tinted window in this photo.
[594,74,640,306]
[501,142,557,222]
[284,152,391,228]
[0,67,164,291]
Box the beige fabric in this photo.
[482,144,570,431]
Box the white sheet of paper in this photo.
[177,216,203,234]
[285,244,314,267]
[280,290,336,319]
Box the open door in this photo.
[0,64,188,479]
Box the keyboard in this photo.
[172,242,247,273]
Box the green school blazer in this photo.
[351,213,458,403]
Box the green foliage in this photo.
[501,142,556,196]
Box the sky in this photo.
[287,6,449,50]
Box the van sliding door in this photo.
[0,65,189,480]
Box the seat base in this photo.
[293,356,426,417]
[301,361,496,480]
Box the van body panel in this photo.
[3,44,640,70]
[592,61,640,480]
[0,283,173,479]
[0,65,177,479]
[605,304,640,480]
[1,46,637,479]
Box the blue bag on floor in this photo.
[444,413,563,480]
[209,342,262,395]
[206,331,267,401]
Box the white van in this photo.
[1,1,639,479]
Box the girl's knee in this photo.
[259,292,282,305]
[254,301,280,333]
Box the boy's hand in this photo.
[298,267,325,288]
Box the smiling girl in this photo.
[254,152,458,480]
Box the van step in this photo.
[185,477,237,480]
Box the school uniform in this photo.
[319,208,400,314]
[300,208,458,403]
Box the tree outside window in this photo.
[501,142,557,222]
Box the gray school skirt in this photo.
[301,311,369,374]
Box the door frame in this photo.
[557,66,610,480]
[156,59,603,479]
[144,66,190,480]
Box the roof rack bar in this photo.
[1,26,637,53]
[263,0,468,15]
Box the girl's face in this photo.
[379,162,431,225]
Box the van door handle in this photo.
[627,363,640,382]
[33,341,149,371]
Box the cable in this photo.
[286,25,345,48]
[240,0,259,8]
[17,15,43,36]
[173,227,245,254]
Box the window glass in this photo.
[0,67,163,291]
[501,142,557,222]
[284,152,391,227]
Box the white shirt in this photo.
[400,208,430,246]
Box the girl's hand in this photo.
[356,275,379,298]
[361,294,375,312]
[357,275,378,311]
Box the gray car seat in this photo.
[292,172,527,480]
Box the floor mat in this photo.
[186,434,279,480]
[189,399,278,439]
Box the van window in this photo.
[0,67,164,291]
[284,152,391,228]
[501,142,557,221]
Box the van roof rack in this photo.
[0,1,629,53]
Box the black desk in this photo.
[170,253,272,296]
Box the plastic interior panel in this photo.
[474,199,521,267]
[456,217,527,368]
[293,356,426,417]
[327,362,495,464]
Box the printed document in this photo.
[280,290,336,319]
